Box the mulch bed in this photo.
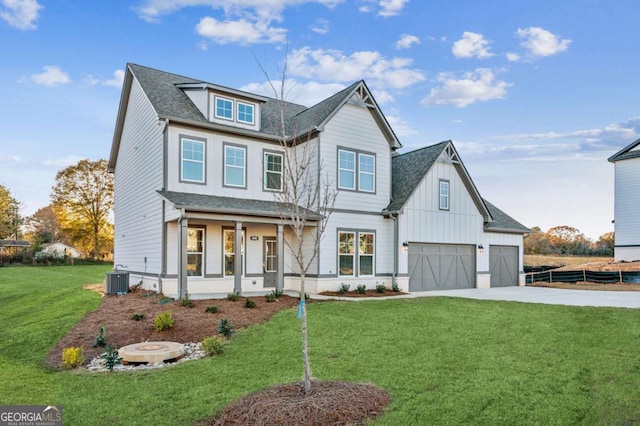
[44,288,299,369]
[319,289,407,298]
[204,380,391,426]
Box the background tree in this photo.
[51,159,114,258]
[263,61,337,394]
[0,184,22,240]
[524,226,551,254]
[24,205,60,248]
[594,231,615,256]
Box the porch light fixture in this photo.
[402,242,409,252]
[478,244,484,254]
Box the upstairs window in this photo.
[224,144,246,188]
[215,96,233,120]
[338,150,356,190]
[338,148,376,193]
[181,137,205,183]
[264,151,283,191]
[439,179,450,210]
[358,153,375,192]
[237,102,254,125]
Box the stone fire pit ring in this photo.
[119,341,184,364]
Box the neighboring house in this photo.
[108,64,529,298]
[0,239,30,253]
[608,138,640,261]
[39,242,83,259]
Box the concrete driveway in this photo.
[411,286,640,309]
[313,286,640,308]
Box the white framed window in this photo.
[439,179,450,211]
[187,228,204,277]
[215,96,233,120]
[224,144,246,188]
[358,153,375,192]
[181,138,205,183]
[338,150,356,190]
[264,151,283,191]
[223,229,245,276]
[359,232,375,276]
[237,101,255,125]
[338,231,355,276]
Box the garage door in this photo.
[489,245,518,287]
[408,243,476,291]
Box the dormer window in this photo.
[237,102,254,125]
[215,96,233,120]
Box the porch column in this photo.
[234,221,242,294]
[178,217,188,299]
[277,223,284,293]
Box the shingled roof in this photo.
[157,190,323,220]
[608,137,640,162]
[483,199,530,234]
[386,141,449,212]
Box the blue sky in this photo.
[1,0,638,240]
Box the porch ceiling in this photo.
[157,190,323,221]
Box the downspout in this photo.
[159,118,169,295]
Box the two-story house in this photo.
[108,64,529,299]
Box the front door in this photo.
[263,237,277,288]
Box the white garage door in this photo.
[408,243,476,291]
[489,245,518,287]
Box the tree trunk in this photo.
[300,272,311,394]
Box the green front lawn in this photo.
[1,265,640,425]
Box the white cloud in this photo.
[516,27,571,58]
[452,32,492,59]
[311,18,329,34]
[43,156,85,168]
[135,0,343,22]
[0,0,42,30]
[241,79,346,107]
[378,0,409,17]
[421,68,510,108]
[29,66,71,86]
[195,16,286,44]
[287,47,425,91]
[0,154,21,163]
[385,113,417,136]
[396,34,420,49]
[506,52,520,62]
[82,69,124,88]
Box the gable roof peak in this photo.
[608,137,640,162]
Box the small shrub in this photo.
[265,293,276,302]
[154,310,175,331]
[158,296,173,305]
[93,326,107,348]
[181,294,194,308]
[391,280,400,292]
[245,298,256,309]
[357,284,367,294]
[271,288,284,298]
[131,313,145,321]
[201,336,225,356]
[205,305,218,314]
[62,346,84,369]
[376,284,387,293]
[218,318,235,338]
[102,345,122,371]
[227,292,240,302]
[337,283,350,294]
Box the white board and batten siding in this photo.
[320,102,392,213]
[399,157,484,242]
[614,158,640,261]
[113,77,165,280]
